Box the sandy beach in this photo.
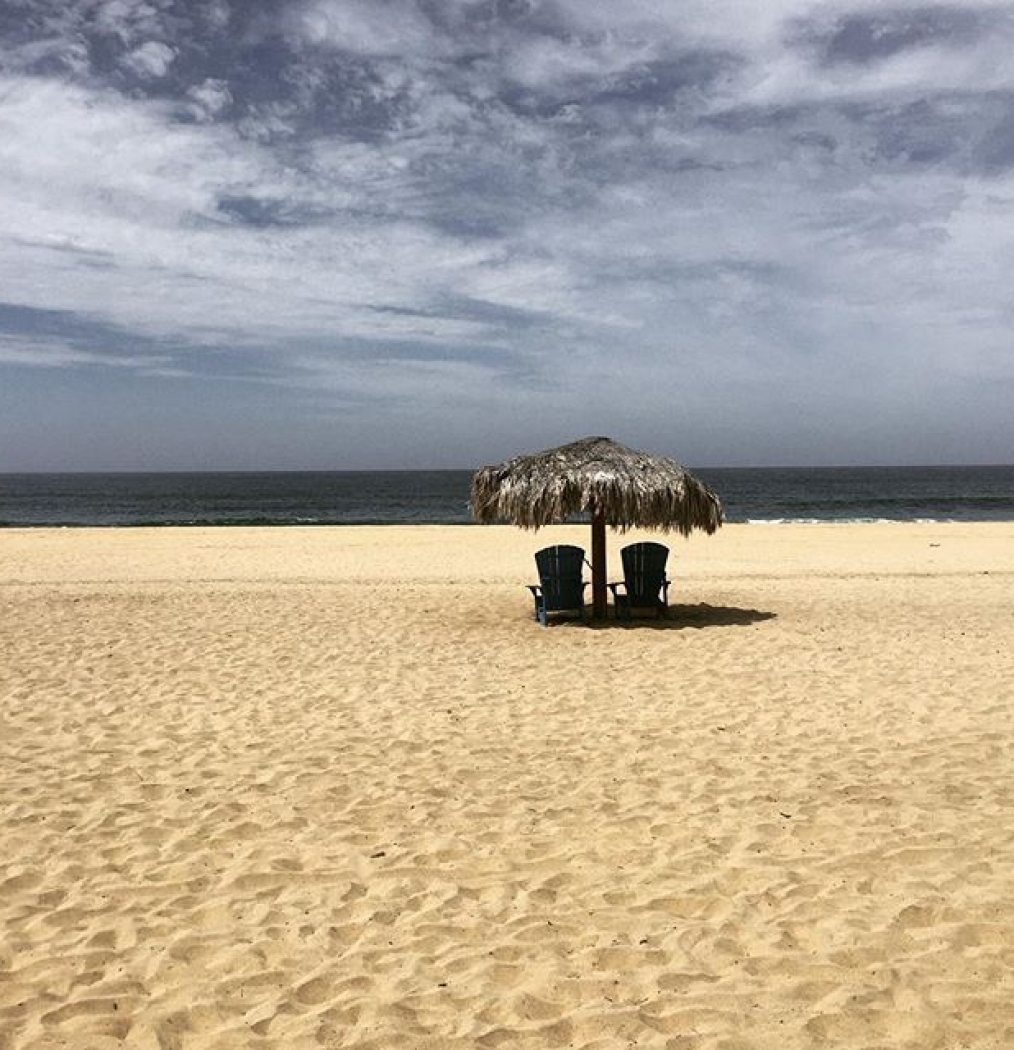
[2,522,1013,1049]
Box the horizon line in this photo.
[2,462,1014,475]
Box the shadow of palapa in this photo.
[467,594,777,631]
[578,603,777,630]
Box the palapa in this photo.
[471,436,723,619]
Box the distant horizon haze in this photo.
[2,458,1014,475]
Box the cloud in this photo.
[294,0,440,58]
[0,302,185,374]
[123,39,177,78]
[186,77,232,120]
[801,5,995,66]
[1,0,1013,467]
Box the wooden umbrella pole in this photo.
[591,508,607,620]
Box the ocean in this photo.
[1,466,1012,527]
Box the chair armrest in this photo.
[607,582,625,596]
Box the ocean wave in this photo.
[743,517,958,526]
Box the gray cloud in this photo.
[803,5,995,65]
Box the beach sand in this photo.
[2,523,1013,1049]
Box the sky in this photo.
[2,0,1014,470]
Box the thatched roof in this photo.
[470,436,723,534]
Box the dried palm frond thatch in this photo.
[470,436,723,535]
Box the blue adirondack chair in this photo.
[608,542,671,619]
[529,545,588,627]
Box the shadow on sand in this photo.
[581,603,777,630]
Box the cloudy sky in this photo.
[2,0,1013,469]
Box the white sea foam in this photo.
[744,517,952,526]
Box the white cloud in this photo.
[0,74,513,355]
[293,0,440,58]
[187,78,233,121]
[503,34,652,91]
[123,39,177,78]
